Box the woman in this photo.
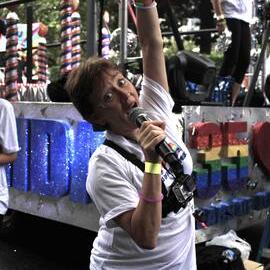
[66,1,196,269]
[211,0,253,106]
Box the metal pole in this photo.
[26,3,33,83]
[243,21,270,106]
[119,0,128,69]
[164,0,184,51]
[0,0,35,9]
[86,0,97,57]
[98,0,104,57]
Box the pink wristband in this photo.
[139,192,164,203]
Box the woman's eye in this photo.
[103,92,113,103]
[118,78,126,87]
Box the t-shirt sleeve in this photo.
[86,147,140,228]
[0,100,20,153]
[139,76,193,175]
[140,76,174,118]
[139,75,180,138]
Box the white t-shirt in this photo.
[221,0,253,23]
[0,99,20,215]
[86,77,196,270]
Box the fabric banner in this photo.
[0,22,42,52]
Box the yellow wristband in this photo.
[144,162,161,175]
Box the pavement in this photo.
[0,213,96,270]
[0,212,268,270]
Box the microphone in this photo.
[129,107,196,211]
[129,107,151,127]
[128,107,183,176]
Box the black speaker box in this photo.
[166,50,216,104]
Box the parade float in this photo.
[0,0,270,246]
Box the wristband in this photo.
[216,14,225,21]
[145,161,161,174]
[133,0,157,9]
[139,192,164,203]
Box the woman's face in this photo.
[89,70,140,136]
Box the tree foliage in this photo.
[0,0,205,80]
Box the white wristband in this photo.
[135,1,157,9]
[216,14,225,21]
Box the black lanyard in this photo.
[103,139,184,217]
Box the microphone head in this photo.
[128,107,148,126]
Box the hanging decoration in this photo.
[3,11,19,100]
[60,0,73,76]
[101,11,111,59]
[37,38,48,83]
[37,23,48,83]
[38,22,48,37]
[71,0,81,69]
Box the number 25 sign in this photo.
[188,121,270,199]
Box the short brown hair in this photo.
[66,57,119,121]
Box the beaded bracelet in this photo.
[139,192,164,203]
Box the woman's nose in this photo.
[115,87,131,99]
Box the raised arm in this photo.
[136,1,169,92]
[211,0,223,17]
[114,1,167,249]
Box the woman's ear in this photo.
[88,113,107,131]
[88,112,107,127]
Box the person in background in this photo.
[66,0,196,269]
[211,0,253,106]
[47,75,71,102]
[0,18,6,37]
[0,98,19,228]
